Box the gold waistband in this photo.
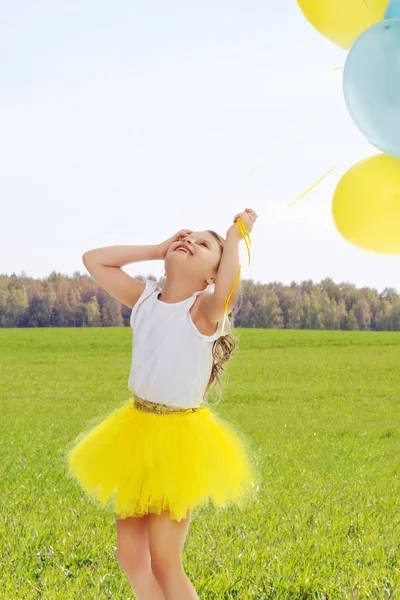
[133,395,202,414]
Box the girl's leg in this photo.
[148,508,199,600]
[116,514,166,600]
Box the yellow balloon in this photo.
[297,0,389,50]
[332,154,400,254]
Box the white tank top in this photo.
[128,279,232,409]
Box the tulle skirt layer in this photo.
[66,396,259,523]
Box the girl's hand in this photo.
[226,208,257,241]
[157,229,194,259]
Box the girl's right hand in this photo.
[157,229,194,259]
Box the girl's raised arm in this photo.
[82,244,161,309]
[82,229,193,309]
[198,208,257,326]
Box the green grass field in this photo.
[1,327,400,599]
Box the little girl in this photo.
[66,208,260,600]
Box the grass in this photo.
[1,327,400,598]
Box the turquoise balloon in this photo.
[385,0,400,18]
[343,20,400,157]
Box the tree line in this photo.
[1,270,400,331]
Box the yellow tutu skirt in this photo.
[66,396,259,523]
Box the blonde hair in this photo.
[203,230,243,405]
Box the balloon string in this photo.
[234,66,342,190]
[219,66,342,336]
[220,217,250,337]
[287,165,337,208]
[238,119,310,185]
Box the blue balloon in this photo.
[343,20,400,157]
[385,0,400,19]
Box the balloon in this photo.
[385,0,400,18]
[332,154,400,255]
[297,0,389,50]
[343,20,400,157]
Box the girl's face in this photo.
[164,231,222,284]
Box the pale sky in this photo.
[1,0,399,293]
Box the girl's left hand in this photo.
[227,208,258,240]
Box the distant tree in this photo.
[276,288,302,329]
[391,298,400,331]
[382,287,398,301]
[102,295,124,327]
[320,292,338,330]
[353,298,372,330]
[27,295,51,327]
[254,292,283,328]
[320,277,341,304]
[5,283,28,327]
[375,299,392,331]
[299,294,312,329]
[86,297,101,326]
[343,307,359,330]
[235,298,253,327]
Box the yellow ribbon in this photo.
[220,217,251,337]
[236,217,251,266]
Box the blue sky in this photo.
[1,0,399,292]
